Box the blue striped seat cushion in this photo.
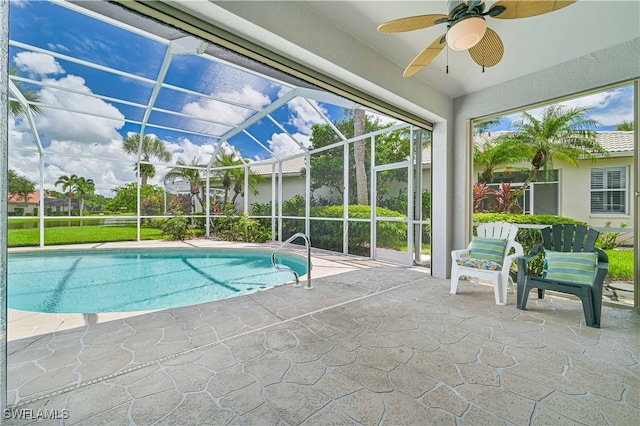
[543,250,597,285]
[469,237,507,266]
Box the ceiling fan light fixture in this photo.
[446,17,487,51]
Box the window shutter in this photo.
[591,169,604,190]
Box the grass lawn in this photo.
[8,225,165,247]
[605,249,634,280]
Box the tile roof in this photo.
[594,131,635,153]
[8,190,42,204]
[250,155,306,176]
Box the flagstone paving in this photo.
[4,241,639,425]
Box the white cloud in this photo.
[14,51,65,77]
[10,0,29,8]
[286,98,326,134]
[8,136,136,196]
[34,75,125,144]
[164,137,215,165]
[367,111,399,127]
[267,132,309,158]
[182,85,270,127]
[46,43,70,53]
[9,52,130,195]
[498,87,634,130]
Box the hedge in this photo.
[309,205,407,256]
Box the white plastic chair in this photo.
[450,222,523,305]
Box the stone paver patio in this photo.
[5,241,639,425]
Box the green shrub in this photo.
[596,221,632,250]
[250,195,307,239]
[379,189,431,218]
[310,205,406,255]
[283,195,306,216]
[238,213,270,243]
[160,216,194,241]
[140,195,162,216]
[168,194,192,215]
[147,218,168,229]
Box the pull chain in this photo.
[446,45,449,74]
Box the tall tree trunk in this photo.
[512,165,540,199]
[354,108,368,205]
[140,172,148,187]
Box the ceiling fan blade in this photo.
[490,0,577,19]
[378,14,448,33]
[403,35,446,77]
[468,28,504,67]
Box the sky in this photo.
[7,1,635,198]
[8,0,394,196]
[483,84,635,133]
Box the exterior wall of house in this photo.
[471,156,635,225]
[245,175,306,213]
[7,201,37,215]
[568,156,635,230]
[471,155,635,244]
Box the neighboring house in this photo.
[8,190,43,216]
[248,156,307,210]
[8,191,86,216]
[469,131,635,231]
[46,198,80,215]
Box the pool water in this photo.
[8,249,308,313]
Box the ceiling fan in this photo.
[378,0,577,77]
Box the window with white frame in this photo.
[482,170,559,215]
[590,167,627,214]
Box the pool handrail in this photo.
[271,232,313,289]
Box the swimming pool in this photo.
[8,249,308,313]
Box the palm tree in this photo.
[505,105,607,198]
[474,117,503,135]
[213,153,265,207]
[473,135,530,183]
[55,174,79,216]
[122,133,172,186]
[163,157,206,213]
[75,177,95,216]
[353,108,368,205]
[8,68,42,118]
[615,120,634,131]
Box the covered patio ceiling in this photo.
[8,1,410,195]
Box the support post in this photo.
[1,0,11,416]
